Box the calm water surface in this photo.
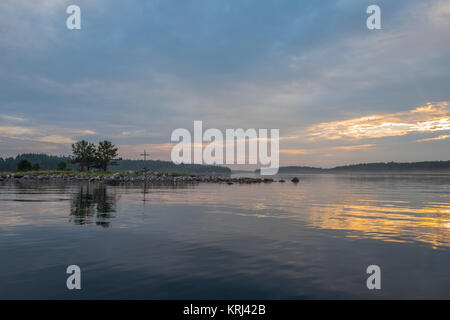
[0,173,449,299]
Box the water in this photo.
[0,173,449,299]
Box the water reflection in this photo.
[1,175,450,298]
[70,183,117,228]
[307,200,450,248]
[110,175,450,249]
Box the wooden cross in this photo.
[140,150,150,205]
[140,150,150,161]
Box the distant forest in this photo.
[255,161,450,173]
[330,161,450,172]
[0,153,231,175]
[3,154,450,174]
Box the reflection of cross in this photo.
[141,150,150,208]
[143,182,148,205]
[140,150,150,161]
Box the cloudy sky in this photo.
[0,0,449,168]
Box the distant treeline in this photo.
[255,161,450,174]
[0,153,231,175]
[0,154,73,171]
[330,161,450,172]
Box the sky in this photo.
[0,0,449,168]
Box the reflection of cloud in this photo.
[308,200,450,248]
[417,135,450,142]
[307,102,450,141]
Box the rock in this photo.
[0,171,293,186]
[291,177,299,183]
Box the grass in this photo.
[166,171,196,177]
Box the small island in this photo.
[0,140,280,185]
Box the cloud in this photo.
[416,135,450,143]
[280,144,375,156]
[7,134,75,145]
[0,115,26,122]
[331,144,375,151]
[306,102,450,141]
[0,126,37,136]
[0,0,449,165]
[0,123,97,152]
[428,0,450,26]
[280,149,312,155]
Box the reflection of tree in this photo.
[13,181,70,194]
[70,183,117,228]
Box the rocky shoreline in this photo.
[0,173,296,185]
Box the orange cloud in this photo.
[416,135,450,142]
[82,130,96,135]
[3,134,75,145]
[331,144,375,151]
[280,149,312,155]
[280,144,375,155]
[307,102,450,141]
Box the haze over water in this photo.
[1,173,449,299]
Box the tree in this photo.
[32,163,40,171]
[71,140,96,171]
[57,161,67,171]
[17,159,33,171]
[95,140,119,171]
